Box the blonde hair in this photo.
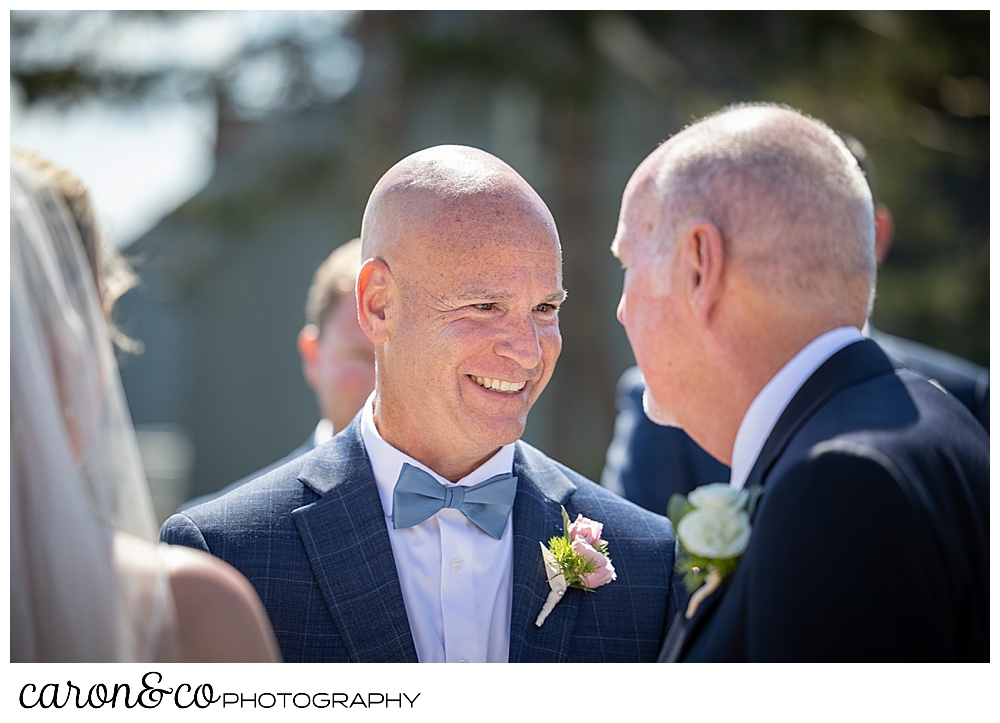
[304,237,363,332]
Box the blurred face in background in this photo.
[298,294,376,431]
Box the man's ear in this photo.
[297,324,320,392]
[874,203,894,267]
[681,219,725,326]
[357,258,393,344]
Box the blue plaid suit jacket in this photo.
[161,417,681,662]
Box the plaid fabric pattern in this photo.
[161,417,680,662]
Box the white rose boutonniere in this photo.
[668,483,764,618]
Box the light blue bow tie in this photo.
[392,463,518,540]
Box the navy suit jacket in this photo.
[161,418,681,662]
[659,339,990,662]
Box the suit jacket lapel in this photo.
[743,339,895,490]
[665,339,895,662]
[658,575,732,662]
[507,442,581,662]
[291,418,418,663]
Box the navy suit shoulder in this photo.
[678,340,989,662]
[177,435,315,512]
[165,449,321,538]
[529,440,675,535]
[870,328,989,431]
[162,445,350,662]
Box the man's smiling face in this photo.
[376,189,565,472]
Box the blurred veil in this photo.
[11,155,179,661]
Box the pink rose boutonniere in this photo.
[535,507,617,627]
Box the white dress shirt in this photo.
[730,326,864,491]
[360,395,515,663]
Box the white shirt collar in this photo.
[730,326,864,491]
[312,418,335,447]
[359,393,516,520]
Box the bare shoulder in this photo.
[161,544,282,662]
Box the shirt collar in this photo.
[313,418,335,447]
[359,393,516,520]
[730,326,864,491]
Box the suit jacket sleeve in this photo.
[744,447,954,662]
[160,512,211,553]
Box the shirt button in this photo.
[451,557,464,572]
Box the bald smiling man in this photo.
[612,104,989,662]
[162,146,680,662]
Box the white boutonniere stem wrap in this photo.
[535,507,616,627]
[668,483,764,619]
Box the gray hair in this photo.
[652,103,876,314]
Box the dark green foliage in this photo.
[547,505,611,591]
[547,535,601,591]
